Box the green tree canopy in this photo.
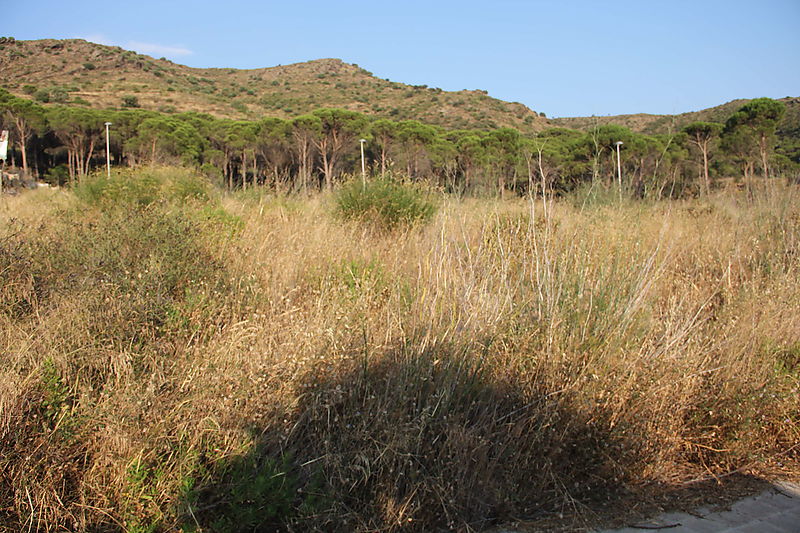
[0,93,47,174]
[132,115,204,166]
[724,98,785,178]
[47,106,105,181]
[311,108,368,189]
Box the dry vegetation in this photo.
[0,39,546,131]
[551,97,800,137]
[1,169,798,532]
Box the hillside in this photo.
[552,97,800,137]
[1,37,797,159]
[0,38,550,132]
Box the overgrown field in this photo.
[1,169,798,532]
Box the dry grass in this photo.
[1,173,798,532]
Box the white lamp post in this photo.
[359,138,367,187]
[614,141,623,202]
[104,122,113,178]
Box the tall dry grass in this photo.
[0,172,798,532]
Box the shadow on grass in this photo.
[182,340,643,531]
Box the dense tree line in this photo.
[0,89,793,196]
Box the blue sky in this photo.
[3,0,799,118]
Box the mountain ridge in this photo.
[0,38,549,132]
[552,97,800,136]
[0,38,797,142]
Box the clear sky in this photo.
[3,0,799,118]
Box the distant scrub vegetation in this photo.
[0,88,796,198]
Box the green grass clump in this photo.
[334,178,437,230]
[75,166,213,207]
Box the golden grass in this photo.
[0,179,798,531]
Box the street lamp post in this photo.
[0,130,7,196]
[359,138,367,187]
[614,141,624,202]
[104,122,113,178]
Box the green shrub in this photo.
[45,164,70,185]
[74,167,213,208]
[50,87,69,103]
[186,451,298,532]
[33,88,50,102]
[40,358,71,427]
[334,178,438,230]
[122,95,140,108]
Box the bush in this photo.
[50,87,69,103]
[122,94,140,108]
[183,449,305,532]
[33,88,50,103]
[334,178,437,230]
[74,167,213,207]
[45,164,70,186]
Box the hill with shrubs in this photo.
[1,37,798,197]
[0,38,548,132]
